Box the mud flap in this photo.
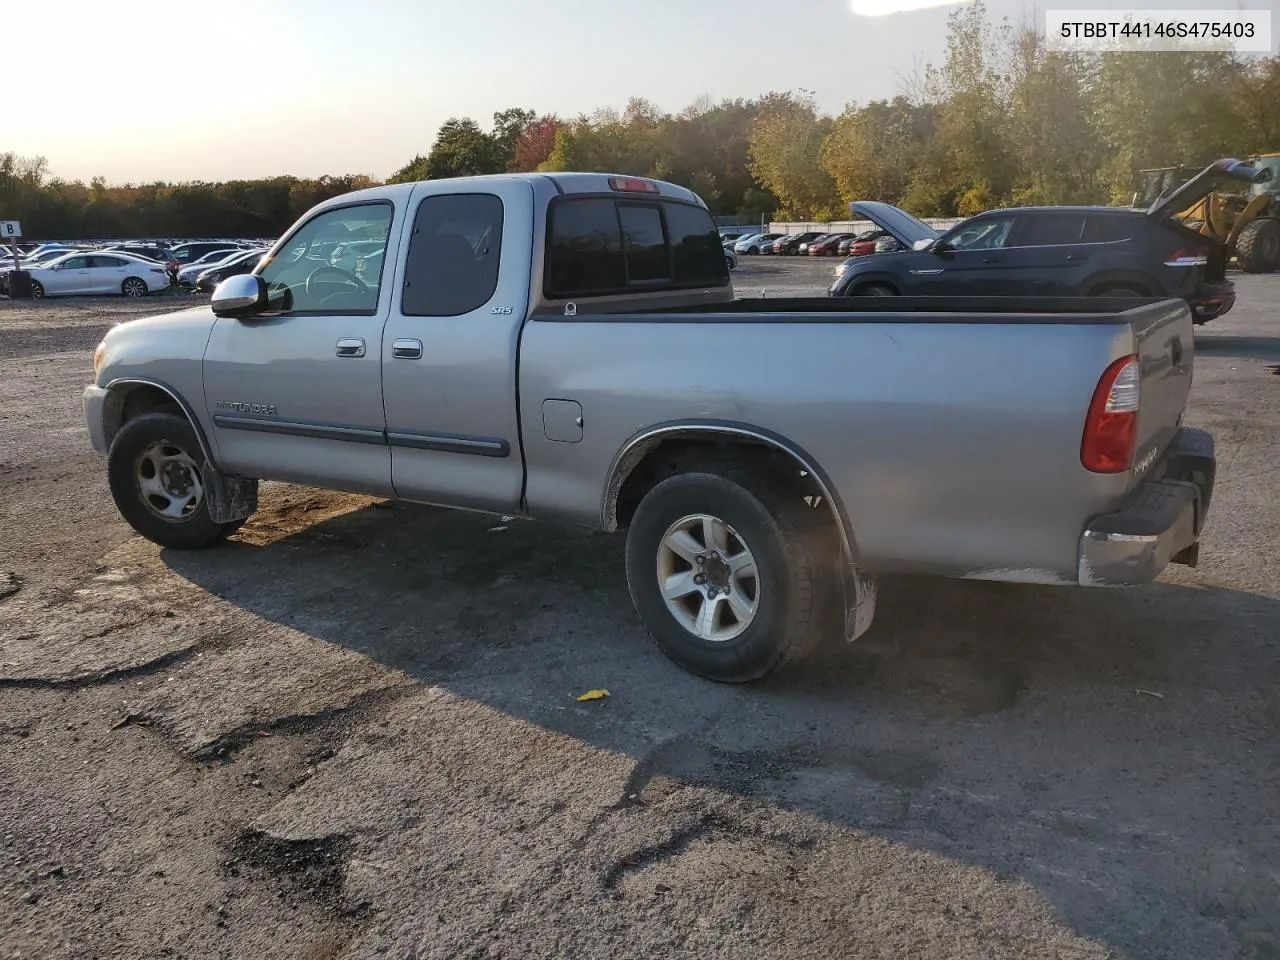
[841,563,878,643]
[201,464,258,524]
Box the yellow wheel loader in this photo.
[1133,154,1280,273]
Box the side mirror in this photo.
[211,273,267,318]
[930,239,953,254]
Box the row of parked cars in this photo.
[720,229,899,258]
[3,238,274,299]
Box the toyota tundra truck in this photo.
[84,172,1216,683]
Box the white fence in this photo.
[766,218,966,235]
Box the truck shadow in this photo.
[161,492,1280,960]
[1192,332,1280,361]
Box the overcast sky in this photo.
[9,0,1278,184]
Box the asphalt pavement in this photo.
[1,263,1277,960]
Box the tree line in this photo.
[5,1,1280,240]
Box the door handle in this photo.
[336,338,366,358]
[980,256,1000,263]
[1065,255,1084,262]
[392,338,423,360]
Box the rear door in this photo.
[379,181,534,513]
[88,255,129,293]
[1000,211,1097,295]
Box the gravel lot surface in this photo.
[1,263,1278,960]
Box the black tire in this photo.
[858,283,896,297]
[107,412,243,549]
[1235,218,1280,274]
[121,277,148,298]
[624,459,837,683]
[30,281,44,299]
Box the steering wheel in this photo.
[305,265,369,305]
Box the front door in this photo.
[379,180,533,513]
[46,255,92,294]
[914,215,1016,295]
[202,200,403,496]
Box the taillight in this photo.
[1082,355,1140,473]
[1163,248,1208,267]
[608,176,659,194]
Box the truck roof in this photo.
[316,172,706,211]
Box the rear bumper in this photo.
[1078,427,1215,585]
[1188,280,1235,321]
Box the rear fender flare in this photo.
[601,420,860,565]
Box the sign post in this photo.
[1,220,21,276]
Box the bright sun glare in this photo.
[850,0,975,16]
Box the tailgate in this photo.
[1129,300,1195,482]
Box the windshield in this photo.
[1249,156,1280,197]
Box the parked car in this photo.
[193,248,266,293]
[725,247,738,271]
[169,241,242,266]
[807,234,855,256]
[735,233,781,255]
[104,244,180,277]
[177,249,252,288]
[829,162,1267,323]
[85,171,1214,684]
[20,245,87,267]
[873,235,902,254]
[797,234,830,255]
[771,232,823,256]
[837,230,887,256]
[23,251,170,298]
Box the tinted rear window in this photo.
[545,197,728,298]
[1083,215,1138,243]
[1010,213,1088,246]
[618,204,670,282]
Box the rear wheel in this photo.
[624,460,837,683]
[1235,218,1280,273]
[1093,285,1146,297]
[107,413,243,549]
[121,277,148,298]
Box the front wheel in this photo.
[121,277,148,298]
[858,283,896,297]
[107,413,243,549]
[30,281,44,299]
[624,461,836,683]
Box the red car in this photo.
[806,233,855,256]
[840,229,889,258]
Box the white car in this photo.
[26,252,171,299]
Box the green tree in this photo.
[748,91,841,219]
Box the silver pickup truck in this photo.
[84,172,1216,683]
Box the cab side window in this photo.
[256,203,393,315]
[941,217,1014,251]
[401,193,504,316]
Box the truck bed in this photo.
[538,295,1180,323]
[519,295,1194,584]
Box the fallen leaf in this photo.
[1135,688,1164,699]
[575,689,610,702]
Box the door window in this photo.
[257,202,393,315]
[1008,213,1089,247]
[940,218,1014,251]
[400,193,504,316]
[58,256,91,270]
[90,256,128,268]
